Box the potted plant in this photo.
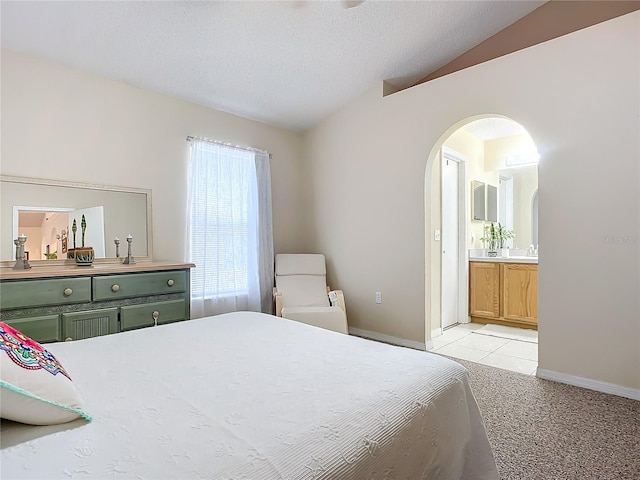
[480,223,514,257]
[496,223,515,255]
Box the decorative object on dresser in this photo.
[0,262,194,343]
[73,247,95,266]
[122,234,136,265]
[66,215,95,266]
[12,234,31,270]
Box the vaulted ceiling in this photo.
[4,0,636,135]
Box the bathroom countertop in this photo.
[469,255,538,264]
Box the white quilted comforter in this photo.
[1,311,498,479]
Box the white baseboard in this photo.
[349,327,427,351]
[536,368,640,401]
[431,327,442,339]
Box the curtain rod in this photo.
[186,136,271,158]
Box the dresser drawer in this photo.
[0,278,91,310]
[93,270,187,301]
[4,315,61,343]
[120,300,187,331]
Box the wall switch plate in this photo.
[434,229,441,241]
[375,292,382,304]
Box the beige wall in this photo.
[304,12,640,391]
[1,50,309,261]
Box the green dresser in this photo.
[0,262,193,343]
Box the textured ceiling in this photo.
[0,1,545,132]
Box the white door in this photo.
[441,155,459,329]
[69,206,106,257]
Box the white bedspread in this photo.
[1,311,498,479]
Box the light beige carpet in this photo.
[450,357,639,480]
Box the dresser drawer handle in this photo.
[167,279,174,287]
[63,288,73,296]
[152,310,160,326]
[65,337,73,342]
[111,284,120,293]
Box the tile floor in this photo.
[428,323,538,375]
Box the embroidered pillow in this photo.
[0,322,91,425]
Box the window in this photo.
[187,138,273,317]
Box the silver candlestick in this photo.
[13,234,31,270]
[114,237,121,258]
[122,234,136,264]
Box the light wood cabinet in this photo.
[469,261,538,328]
[469,262,500,319]
[501,263,538,325]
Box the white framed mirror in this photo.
[1,175,152,263]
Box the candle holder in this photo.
[122,235,136,265]
[114,237,121,258]
[13,234,32,270]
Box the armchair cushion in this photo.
[276,276,330,308]
[281,307,348,334]
[275,254,326,276]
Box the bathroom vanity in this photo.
[469,256,538,329]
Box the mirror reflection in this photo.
[1,176,151,262]
[15,207,106,260]
[495,164,538,249]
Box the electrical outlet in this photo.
[375,292,382,304]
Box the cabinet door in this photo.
[469,262,500,318]
[502,263,538,325]
[4,315,61,343]
[62,308,118,341]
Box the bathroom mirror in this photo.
[471,180,486,221]
[1,175,152,263]
[495,165,538,248]
[486,184,498,222]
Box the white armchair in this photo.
[273,254,348,334]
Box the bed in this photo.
[1,311,498,479]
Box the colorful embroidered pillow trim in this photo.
[0,322,92,425]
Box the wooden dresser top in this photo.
[0,261,194,280]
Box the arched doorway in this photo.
[425,115,540,374]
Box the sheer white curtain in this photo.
[187,139,273,318]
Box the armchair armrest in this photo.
[328,289,347,315]
[273,287,283,317]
